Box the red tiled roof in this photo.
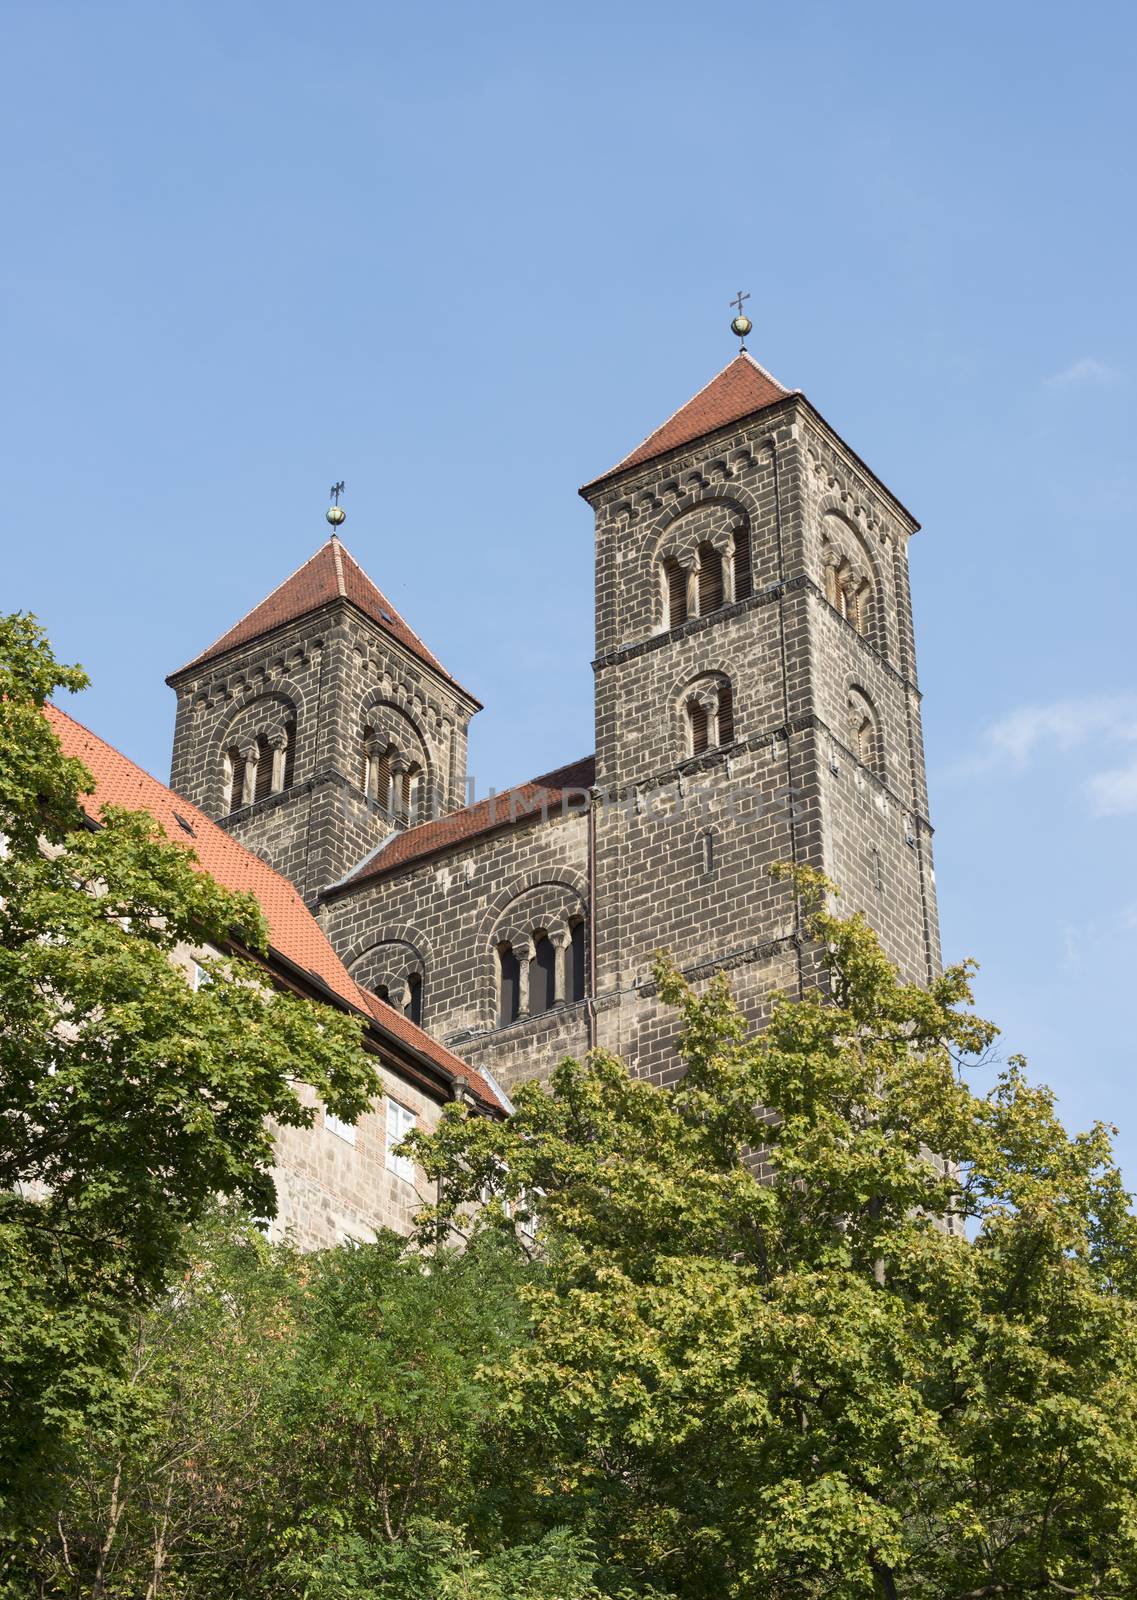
[169,537,480,705]
[45,704,505,1114]
[581,352,793,492]
[329,755,597,894]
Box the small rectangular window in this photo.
[325,1109,357,1146]
[385,1097,416,1183]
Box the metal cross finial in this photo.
[729,290,753,350]
[330,481,345,506]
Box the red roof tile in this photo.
[169,537,480,705]
[329,755,596,894]
[46,704,505,1114]
[581,352,793,492]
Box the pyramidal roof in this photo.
[581,351,795,493]
[170,536,479,703]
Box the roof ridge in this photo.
[330,534,347,597]
[740,348,792,393]
[333,540,453,672]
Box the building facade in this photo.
[167,349,940,1094]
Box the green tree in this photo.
[411,867,1137,1599]
[0,614,379,1542]
[27,1211,606,1600]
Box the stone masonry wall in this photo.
[319,805,593,1094]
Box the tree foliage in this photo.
[0,614,379,1536]
[410,867,1137,1598]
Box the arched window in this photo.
[282,721,296,789]
[823,527,876,646]
[717,682,734,747]
[227,747,246,814]
[529,933,556,1015]
[663,557,688,629]
[497,944,520,1026]
[405,972,423,1026]
[687,699,709,757]
[254,733,274,804]
[564,919,586,1004]
[847,688,883,776]
[733,527,752,601]
[375,983,391,1004]
[402,765,423,826]
[697,542,723,616]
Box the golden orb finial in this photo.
[326,480,345,530]
[729,290,752,350]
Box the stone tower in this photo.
[169,345,940,1090]
[580,351,939,1080]
[167,536,481,908]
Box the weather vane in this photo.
[326,481,346,530]
[729,290,752,351]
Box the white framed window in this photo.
[324,1109,357,1146]
[385,1097,416,1183]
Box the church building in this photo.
[166,343,940,1096]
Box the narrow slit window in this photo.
[405,972,423,1026]
[733,527,752,601]
[254,735,273,803]
[565,920,586,1003]
[498,944,520,1025]
[664,558,688,628]
[688,700,709,757]
[228,748,246,814]
[529,934,556,1015]
[697,543,723,615]
[717,683,734,746]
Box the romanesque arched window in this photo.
[717,682,734,747]
[697,542,723,616]
[254,733,274,804]
[687,698,709,757]
[405,971,423,1026]
[822,518,878,649]
[226,747,246,814]
[564,919,586,1004]
[663,557,688,629]
[497,943,521,1025]
[529,933,556,1015]
[733,527,752,601]
[847,686,883,777]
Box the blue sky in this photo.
[4,3,1135,1173]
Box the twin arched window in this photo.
[683,677,735,759]
[225,720,295,815]
[497,920,586,1026]
[822,520,877,647]
[375,970,424,1026]
[847,687,883,777]
[362,726,424,827]
[661,528,752,630]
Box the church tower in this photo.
[580,346,939,1079]
[166,531,481,907]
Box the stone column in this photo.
[514,939,534,1019]
[550,930,569,1005]
[270,730,289,793]
[239,740,258,807]
[685,559,699,621]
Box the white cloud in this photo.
[959,695,1137,773]
[1044,357,1122,389]
[1087,757,1137,817]
[954,695,1137,819]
